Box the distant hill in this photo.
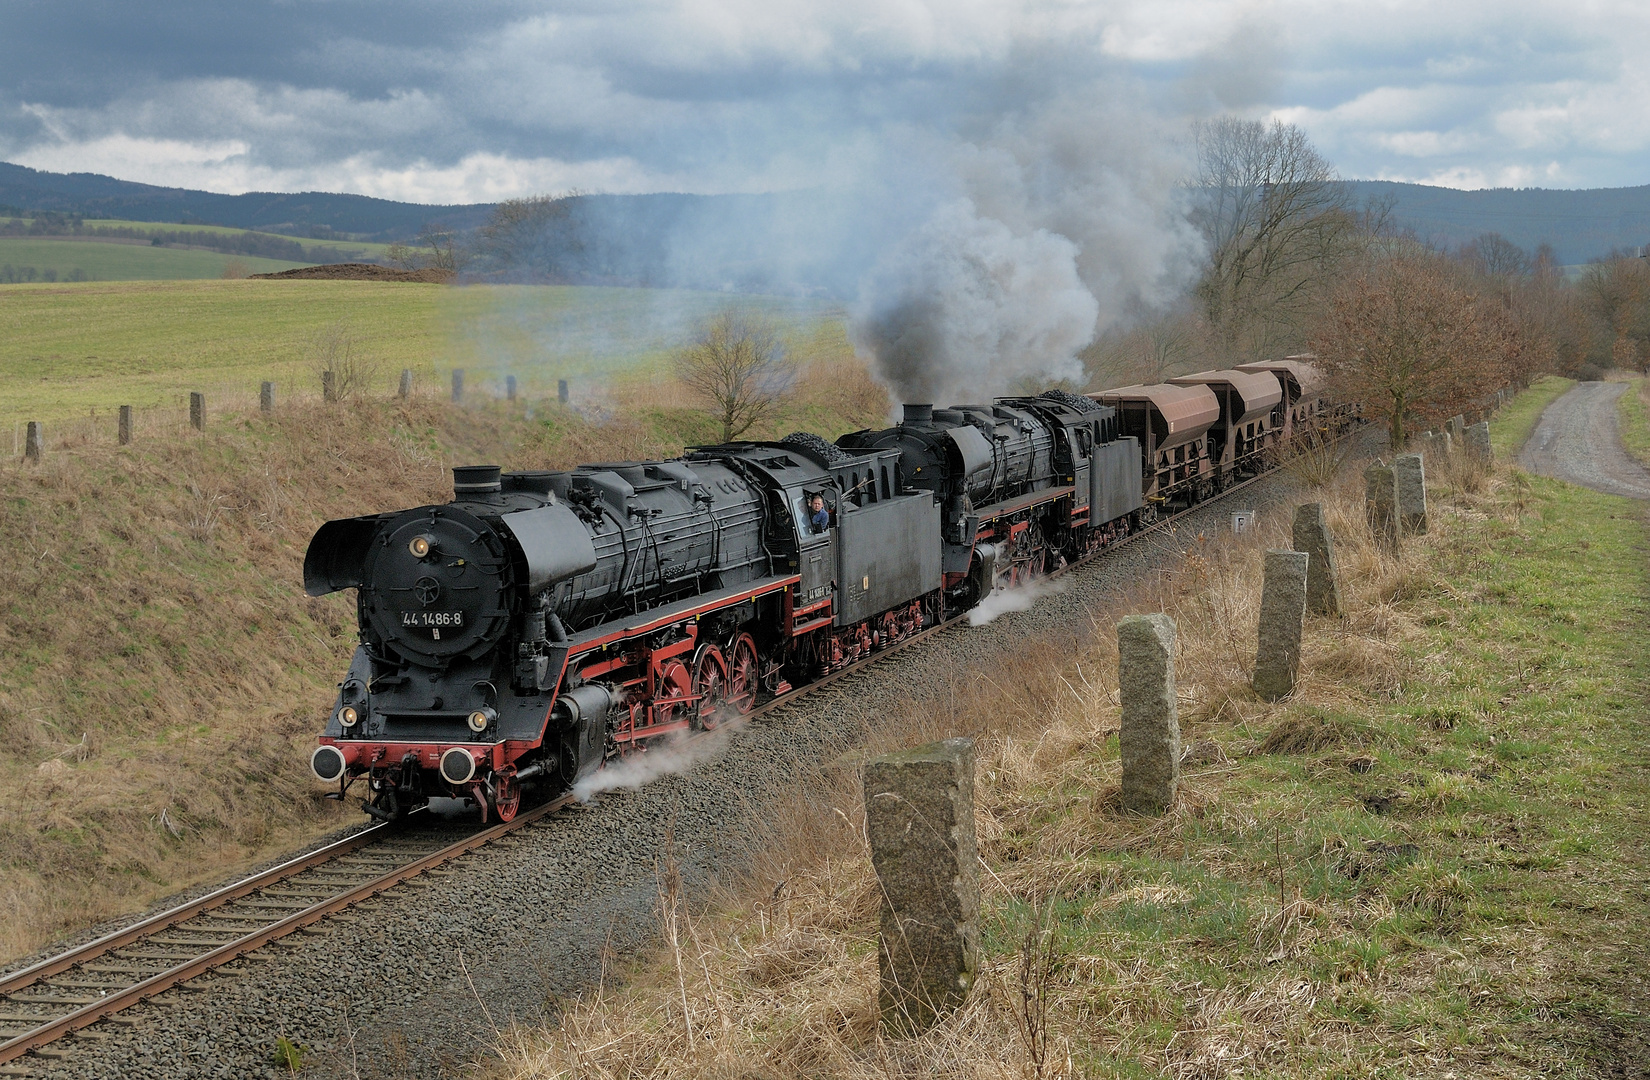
[4,159,1648,270]
[0,161,490,241]
[1344,180,1650,263]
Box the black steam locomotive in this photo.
[305,363,1336,821]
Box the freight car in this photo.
[304,366,1331,822]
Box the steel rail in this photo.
[0,796,575,1064]
[0,819,407,998]
[0,457,1288,1066]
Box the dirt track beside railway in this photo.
[1518,381,1650,500]
[16,474,1307,1080]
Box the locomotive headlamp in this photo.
[409,536,432,558]
[467,709,491,733]
[338,706,359,727]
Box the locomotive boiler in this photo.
[303,360,1337,822]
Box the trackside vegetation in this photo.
[1617,376,1650,468]
[0,351,887,965]
[491,392,1650,1079]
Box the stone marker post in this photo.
[1292,503,1341,617]
[451,369,465,403]
[865,738,979,1037]
[23,421,42,463]
[398,369,413,399]
[1464,421,1493,464]
[118,406,132,446]
[506,374,517,402]
[1392,453,1427,535]
[1445,415,1465,441]
[1254,550,1309,701]
[322,370,337,403]
[189,392,205,432]
[1365,461,1397,548]
[1118,614,1179,815]
[557,378,569,405]
[259,381,275,415]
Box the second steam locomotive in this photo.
[305,359,1337,821]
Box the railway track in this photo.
[0,465,1280,1071]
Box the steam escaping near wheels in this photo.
[965,578,1069,627]
[571,713,752,803]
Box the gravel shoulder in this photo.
[21,474,1303,1080]
[1518,380,1650,500]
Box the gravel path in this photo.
[21,474,1302,1080]
[1518,381,1650,500]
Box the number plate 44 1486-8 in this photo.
[401,611,464,628]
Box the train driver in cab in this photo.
[808,492,831,534]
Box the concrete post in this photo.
[118,406,132,446]
[1464,421,1493,464]
[865,738,979,1036]
[398,369,413,399]
[451,369,465,403]
[557,378,569,405]
[23,421,42,463]
[189,392,205,432]
[1118,614,1179,815]
[1254,550,1309,701]
[1392,453,1427,535]
[1292,503,1341,617]
[322,370,337,403]
[1365,461,1397,548]
[506,374,517,402]
[259,381,274,415]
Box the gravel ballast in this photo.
[22,475,1301,1080]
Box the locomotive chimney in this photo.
[452,465,503,500]
[902,403,934,425]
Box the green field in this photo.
[78,219,395,260]
[0,279,844,425]
[0,237,309,282]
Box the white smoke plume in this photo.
[571,715,749,802]
[965,577,1069,627]
[851,80,1205,407]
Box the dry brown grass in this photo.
[0,354,887,965]
[490,448,1520,1079]
[488,404,1650,1079]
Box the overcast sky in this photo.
[2,0,1646,203]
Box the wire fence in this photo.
[6,367,580,463]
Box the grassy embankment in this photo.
[0,282,886,965]
[493,387,1650,1079]
[0,279,841,430]
[1616,376,1650,468]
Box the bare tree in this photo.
[386,241,425,270]
[1190,117,1360,356]
[418,226,467,273]
[1459,232,1532,280]
[478,193,582,278]
[311,321,379,403]
[1312,253,1504,447]
[675,309,792,442]
[1578,253,1650,373]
